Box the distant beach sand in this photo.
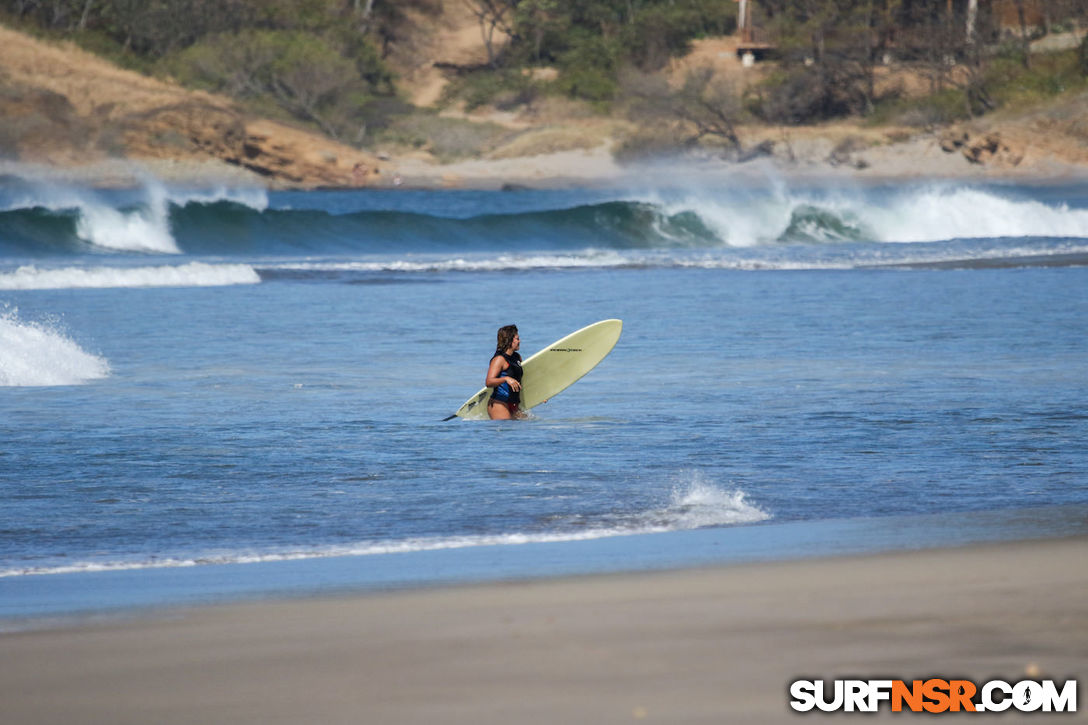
[5,131,1088,191]
[2,536,1085,724]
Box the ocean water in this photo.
[1,172,1087,620]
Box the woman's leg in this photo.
[488,400,513,420]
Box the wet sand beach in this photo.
[2,536,1085,724]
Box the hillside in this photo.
[1,11,1087,189]
[0,24,382,188]
[382,7,1088,184]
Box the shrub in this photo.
[166,29,386,141]
[378,113,515,161]
[868,89,971,127]
[441,69,537,112]
[623,5,703,71]
[554,31,620,104]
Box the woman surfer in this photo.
[486,324,524,420]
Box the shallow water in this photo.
[1,175,1086,618]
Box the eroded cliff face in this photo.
[0,25,381,188]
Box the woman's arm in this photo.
[485,356,521,391]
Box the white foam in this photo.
[0,262,261,290]
[0,309,110,386]
[644,184,1088,246]
[863,187,1088,243]
[75,182,179,253]
[663,476,771,529]
[267,237,1088,276]
[270,251,633,274]
[643,187,798,246]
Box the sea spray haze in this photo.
[1,175,1087,616]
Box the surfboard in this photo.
[445,319,623,420]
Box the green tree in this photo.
[618,0,736,71]
[172,30,365,139]
[756,0,900,123]
[450,0,736,105]
[554,29,620,103]
[465,0,520,67]
[672,67,743,149]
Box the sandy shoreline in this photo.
[4,137,1088,191]
[2,536,1085,724]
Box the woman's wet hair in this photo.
[496,324,518,353]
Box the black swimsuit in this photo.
[489,351,523,406]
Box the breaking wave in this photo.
[2,177,1086,272]
[0,479,768,577]
[0,179,267,255]
[0,308,110,386]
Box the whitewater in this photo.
[0,307,110,386]
[2,177,1088,265]
[1,173,1087,619]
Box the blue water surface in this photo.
[1,179,1086,620]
